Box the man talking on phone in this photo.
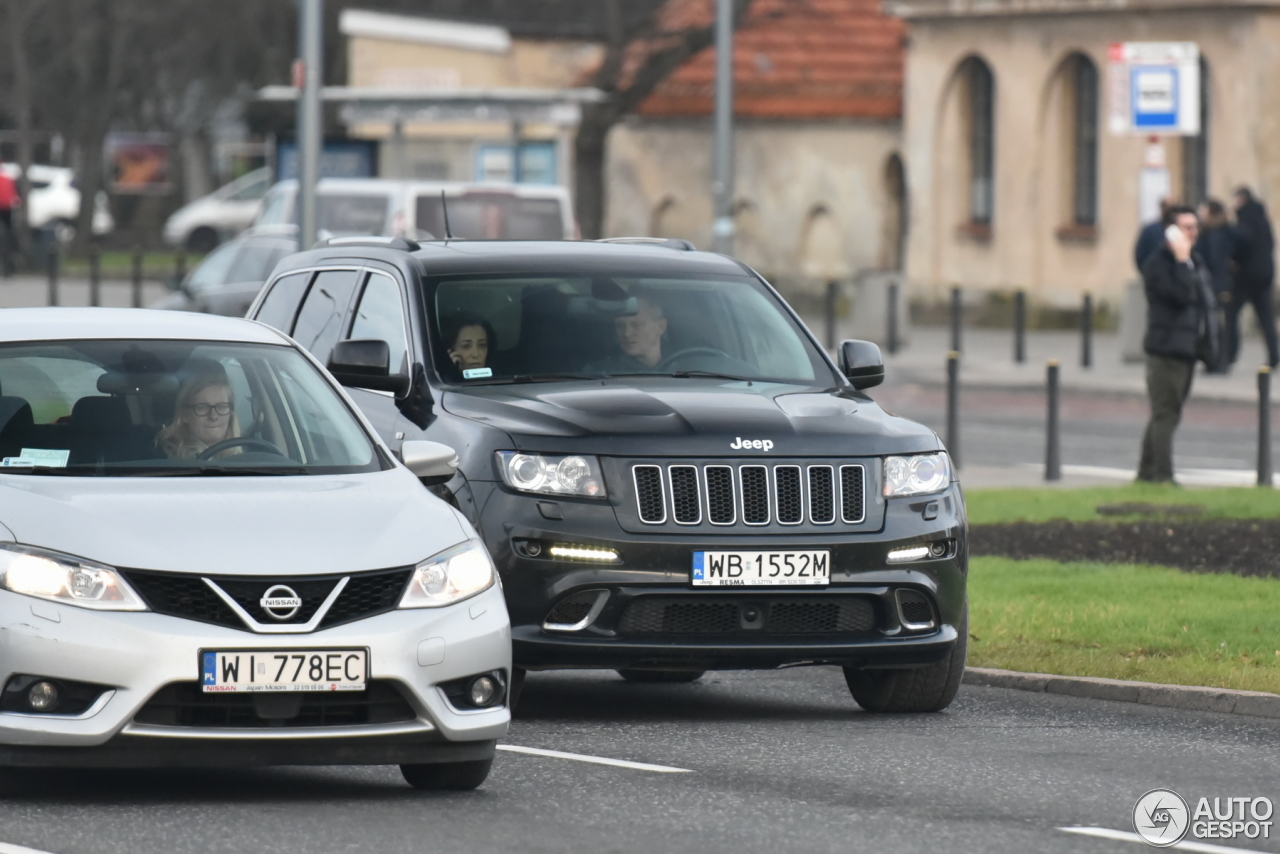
[1137,205,1215,483]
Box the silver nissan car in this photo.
[0,308,510,789]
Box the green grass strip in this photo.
[966,482,1280,524]
[968,556,1280,694]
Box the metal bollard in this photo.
[46,244,59,307]
[887,280,900,355]
[825,280,838,351]
[1013,289,1026,364]
[946,351,960,469]
[131,247,144,309]
[1045,359,1061,481]
[1081,291,1093,369]
[949,286,962,353]
[1259,366,1272,487]
[89,246,101,307]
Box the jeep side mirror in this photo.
[838,339,884,389]
[400,440,459,485]
[328,339,410,395]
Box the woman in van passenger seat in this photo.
[156,363,242,458]
[443,312,496,377]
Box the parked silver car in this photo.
[163,168,272,254]
[0,308,510,788]
[150,230,297,317]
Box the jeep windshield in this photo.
[0,340,383,476]
[428,273,832,385]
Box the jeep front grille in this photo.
[630,462,865,528]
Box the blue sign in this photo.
[1131,65,1179,130]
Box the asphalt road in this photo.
[871,382,1272,477]
[0,668,1275,854]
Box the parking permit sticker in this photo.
[2,449,69,467]
[463,367,493,379]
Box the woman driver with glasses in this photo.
[157,362,242,459]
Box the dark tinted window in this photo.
[349,272,410,375]
[255,272,312,333]
[291,270,361,365]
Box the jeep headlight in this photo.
[0,544,147,611]
[882,453,951,497]
[399,541,495,609]
[496,451,607,498]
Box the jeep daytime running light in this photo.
[887,545,931,563]
[496,452,607,498]
[548,545,620,562]
[399,541,495,609]
[882,453,951,498]
[0,544,147,611]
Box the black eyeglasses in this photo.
[186,402,232,417]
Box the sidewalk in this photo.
[800,309,1275,404]
[0,274,168,310]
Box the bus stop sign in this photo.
[1108,42,1200,136]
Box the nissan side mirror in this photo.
[838,339,884,389]
[400,440,459,485]
[328,339,410,396]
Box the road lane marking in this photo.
[0,843,60,854]
[497,745,692,773]
[1060,826,1272,853]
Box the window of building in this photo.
[965,58,996,227]
[1183,57,1210,205]
[1071,55,1100,227]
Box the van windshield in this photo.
[0,340,382,476]
[428,273,829,385]
[416,193,564,240]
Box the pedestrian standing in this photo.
[1134,197,1174,274]
[1195,199,1233,373]
[1137,206,1215,483]
[0,161,18,278]
[1227,186,1279,368]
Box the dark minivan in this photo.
[248,237,968,712]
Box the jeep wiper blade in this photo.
[511,373,601,383]
[629,370,754,385]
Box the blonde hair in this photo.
[156,365,241,459]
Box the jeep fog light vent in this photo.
[543,590,608,632]
[895,589,937,630]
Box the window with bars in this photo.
[967,58,996,226]
[1072,55,1100,227]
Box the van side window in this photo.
[255,272,312,333]
[291,270,361,366]
[348,272,410,375]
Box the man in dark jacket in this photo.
[1228,187,1279,367]
[1138,206,1213,483]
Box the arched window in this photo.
[962,58,996,226]
[1069,54,1100,227]
[1182,56,1210,205]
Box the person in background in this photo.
[0,161,18,278]
[1137,206,1213,483]
[1195,199,1234,373]
[1134,197,1175,274]
[1228,186,1279,368]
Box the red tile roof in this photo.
[636,0,905,119]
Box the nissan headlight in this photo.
[882,453,951,497]
[0,544,147,611]
[399,541,495,609]
[496,452,607,498]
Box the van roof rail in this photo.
[596,237,696,251]
[314,235,421,252]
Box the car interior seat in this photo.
[68,396,157,465]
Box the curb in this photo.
[964,667,1280,719]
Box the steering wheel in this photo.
[659,346,731,368]
[196,437,286,460]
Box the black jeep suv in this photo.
[248,236,968,712]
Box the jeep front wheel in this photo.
[843,601,967,713]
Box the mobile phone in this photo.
[1165,224,1183,243]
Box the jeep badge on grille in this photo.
[730,437,774,451]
